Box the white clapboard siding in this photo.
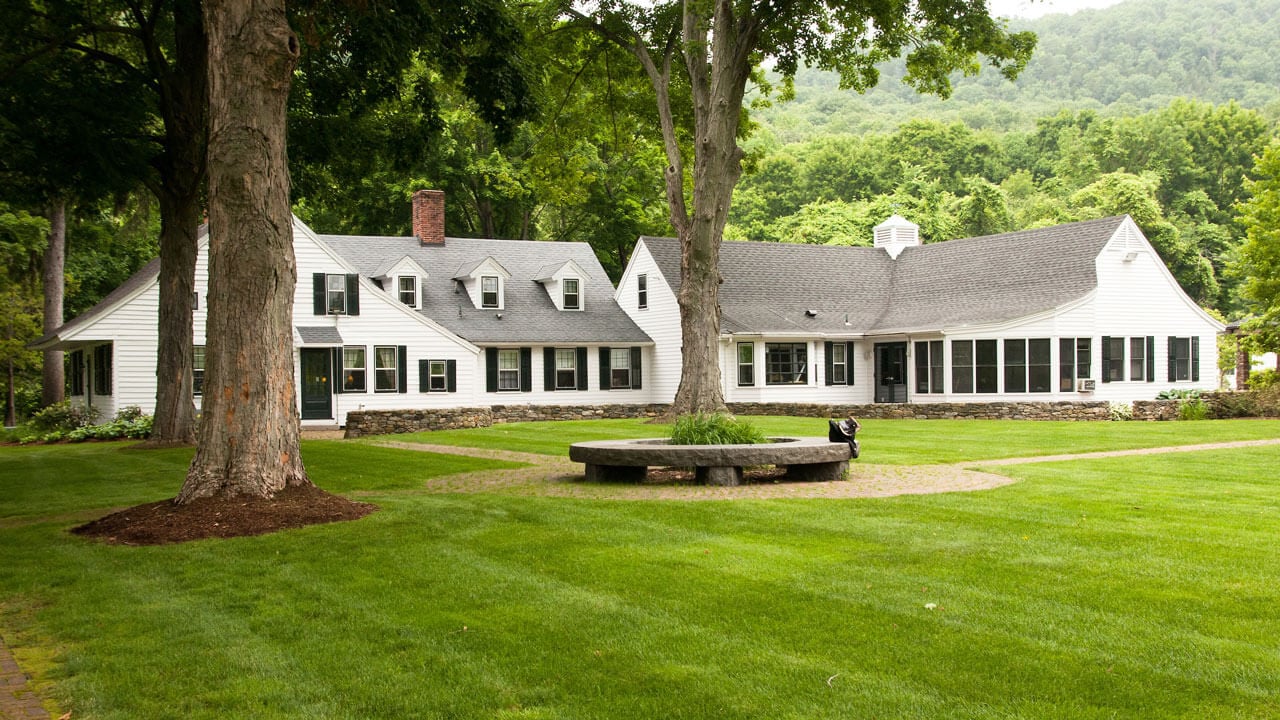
[615,240,682,402]
[722,338,875,405]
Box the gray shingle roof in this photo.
[321,234,652,344]
[296,326,344,344]
[643,216,1126,336]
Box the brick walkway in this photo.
[0,632,47,720]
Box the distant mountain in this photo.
[754,0,1280,141]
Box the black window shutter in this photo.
[333,348,343,394]
[419,359,430,392]
[1191,336,1200,382]
[576,347,588,391]
[1146,336,1155,382]
[346,274,360,316]
[544,347,556,391]
[486,348,498,392]
[599,347,611,390]
[631,346,643,389]
[1167,336,1177,382]
[824,341,834,386]
[446,359,457,393]
[847,342,856,385]
[313,273,326,315]
[397,346,407,393]
[1101,336,1111,383]
[519,347,532,392]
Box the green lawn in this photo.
[2,420,1279,719]
[394,416,1280,464]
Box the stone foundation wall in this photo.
[728,401,1113,421]
[1131,399,1182,421]
[344,404,670,438]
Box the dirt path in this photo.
[369,437,1280,501]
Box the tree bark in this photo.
[179,0,307,503]
[40,197,66,407]
[145,0,206,446]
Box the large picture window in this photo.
[1028,339,1051,392]
[374,346,398,392]
[343,346,366,392]
[738,343,754,386]
[766,343,807,385]
[952,340,974,393]
[1004,339,1026,393]
[975,339,998,393]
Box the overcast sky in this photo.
[987,0,1126,19]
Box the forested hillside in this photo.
[757,0,1280,140]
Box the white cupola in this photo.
[874,214,921,259]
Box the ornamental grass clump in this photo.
[669,413,768,445]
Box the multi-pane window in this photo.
[975,340,998,393]
[1130,337,1146,381]
[428,360,448,391]
[374,346,397,392]
[343,346,366,392]
[555,348,577,389]
[498,348,520,390]
[1169,337,1192,381]
[563,278,580,310]
[610,349,632,389]
[68,351,84,396]
[765,343,807,385]
[326,274,347,315]
[93,344,112,395]
[193,345,205,396]
[830,343,848,385]
[1028,339,1052,392]
[913,340,943,394]
[398,276,417,306]
[637,274,648,309]
[481,276,500,308]
[1004,339,1026,393]
[1004,339,1052,393]
[1059,337,1092,391]
[1105,336,1126,382]
[737,343,754,386]
[952,340,974,393]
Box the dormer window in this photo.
[563,278,580,310]
[398,276,417,307]
[481,276,500,308]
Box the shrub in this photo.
[1208,392,1258,419]
[1156,388,1202,400]
[1248,369,1278,390]
[1108,402,1133,421]
[29,401,99,432]
[1178,398,1209,421]
[21,406,152,443]
[670,413,768,445]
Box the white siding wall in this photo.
[292,228,478,425]
[615,241,682,402]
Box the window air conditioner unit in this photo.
[1076,379,1096,392]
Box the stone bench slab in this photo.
[569,437,850,486]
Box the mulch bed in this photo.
[72,484,377,546]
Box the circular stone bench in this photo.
[568,437,851,486]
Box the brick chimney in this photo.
[412,189,445,245]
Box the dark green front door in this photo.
[874,342,908,403]
[300,348,332,420]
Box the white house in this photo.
[614,215,1223,406]
[34,190,654,426]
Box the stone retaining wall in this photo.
[345,400,1175,437]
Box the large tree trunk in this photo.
[179,0,307,503]
[40,197,66,407]
[145,0,206,446]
